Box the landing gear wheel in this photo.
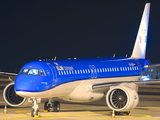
[31,109,39,117]
[31,109,34,117]
[36,110,39,116]
[53,101,60,112]
[44,102,48,110]
[47,104,52,112]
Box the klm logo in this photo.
[56,66,64,70]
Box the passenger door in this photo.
[47,63,57,87]
[89,65,97,79]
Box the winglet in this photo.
[131,3,150,59]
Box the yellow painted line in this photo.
[13,110,153,119]
[44,92,52,97]
[14,110,31,113]
[126,114,152,117]
[146,115,152,117]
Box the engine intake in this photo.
[3,82,29,107]
[106,85,139,112]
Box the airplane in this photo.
[1,3,160,117]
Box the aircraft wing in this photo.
[144,64,160,68]
[0,72,17,81]
[92,79,160,92]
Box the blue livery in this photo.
[14,57,150,92]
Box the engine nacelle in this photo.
[106,84,139,112]
[3,82,30,107]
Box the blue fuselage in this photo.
[14,57,149,92]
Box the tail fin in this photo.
[131,3,150,58]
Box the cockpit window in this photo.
[28,69,39,75]
[19,69,29,75]
[39,69,46,76]
[19,68,46,76]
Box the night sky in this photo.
[1,0,160,73]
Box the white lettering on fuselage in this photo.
[56,66,73,71]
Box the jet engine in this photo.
[106,84,139,112]
[3,82,29,107]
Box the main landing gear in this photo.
[29,98,60,117]
[44,99,60,112]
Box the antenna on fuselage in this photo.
[126,54,128,57]
[54,56,57,61]
[113,54,115,58]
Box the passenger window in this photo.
[123,67,125,71]
[19,68,29,75]
[127,67,129,70]
[88,69,90,73]
[117,67,119,71]
[85,69,88,73]
[75,70,77,74]
[39,69,46,76]
[125,67,127,71]
[97,69,99,72]
[91,69,93,73]
[28,69,39,75]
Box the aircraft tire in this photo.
[36,110,39,116]
[47,104,52,112]
[44,102,48,110]
[31,109,34,117]
[53,101,60,112]
[31,109,39,117]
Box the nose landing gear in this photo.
[30,98,40,117]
